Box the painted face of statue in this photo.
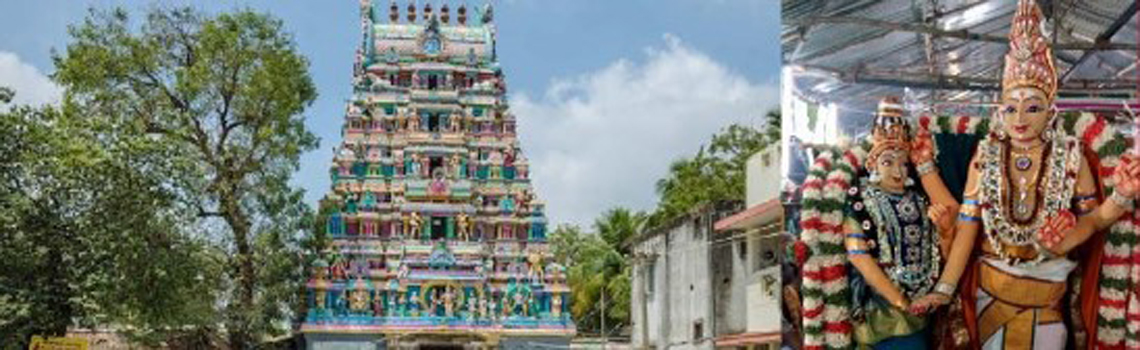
[874,149,908,193]
[1000,87,1052,143]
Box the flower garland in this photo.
[799,145,866,350]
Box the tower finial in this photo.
[441,4,450,24]
[423,3,433,22]
[481,3,494,24]
[457,4,468,25]
[407,2,417,23]
[390,1,399,23]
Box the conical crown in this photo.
[1002,0,1057,99]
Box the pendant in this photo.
[1015,155,1032,170]
[1016,202,1029,216]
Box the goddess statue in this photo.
[842,97,955,349]
[907,1,1140,348]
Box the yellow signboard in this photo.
[28,336,88,350]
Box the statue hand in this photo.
[1115,153,1140,198]
[907,293,950,315]
[1037,210,1075,251]
[927,203,955,238]
[910,129,935,166]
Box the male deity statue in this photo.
[901,1,1140,348]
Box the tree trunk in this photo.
[221,190,255,350]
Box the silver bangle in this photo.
[916,161,936,176]
[1110,190,1134,211]
[933,282,956,296]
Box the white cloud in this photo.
[0,51,61,107]
[513,34,778,227]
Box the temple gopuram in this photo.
[302,2,575,349]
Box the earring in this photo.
[905,178,915,187]
[868,171,881,184]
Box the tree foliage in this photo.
[0,98,221,349]
[550,208,645,336]
[647,110,781,228]
[51,6,318,348]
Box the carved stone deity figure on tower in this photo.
[407,111,420,131]
[456,212,470,241]
[407,211,423,238]
[905,1,1140,348]
[443,286,456,317]
[449,154,461,179]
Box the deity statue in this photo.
[839,97,952,349]
[904,1,1140,348]
[406,212,423,238]
[349,279,369,312]
[512,292,524,316]
[443,286,456,317]
[516,189,532,215]
[408,112,420,131]
[488,297,499,320]
[551,294,563,318]
[527,251,544,282]
[449,154,461,179]
[489,150,503,179]
[334,290,349,316]
[479,297,488,319]
[409,291,421,317]
[449,114,462,133]
[388,292,399,317]
[503,146,515,168]
[456,212,471,241]
[397,261,410,279]
[465,293,477,319]
[330,258,348,281]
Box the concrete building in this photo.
[629,147,783,350]
[631,201,740,350]
[711,146,783,349]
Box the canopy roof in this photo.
[782,0,1139,133]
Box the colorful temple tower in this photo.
[302,2,575,349]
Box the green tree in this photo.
[53,7,318,348]
[550,208,643,336]
[647,110,780,228]
[0,97,221,349]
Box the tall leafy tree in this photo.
[53,7,318,348]
[0,93,221,349]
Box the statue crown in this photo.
[1002,0,1057,99]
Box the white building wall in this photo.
[632,213,717,350]
[747,147,783,208]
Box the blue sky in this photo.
[0,0,781,227]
